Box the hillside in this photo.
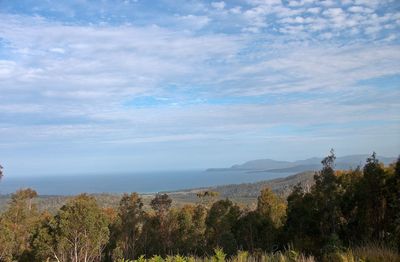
[171,171,314,198]
[0,171,315,212]
[207,154,396,173]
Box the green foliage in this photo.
[206,199,241,255]
[149,255,164,262]
[32,194,109,262]
[257,187,286,228]
[213,248,226,262]
[233,187,287,252]
[170,205,207,255]
[284,152,400,255]
[1,152,400,261]
[0,218,14,262]
[135,255,146,262]
[112,193,144,260]
[386,157,400,250]
[0,188,39,261]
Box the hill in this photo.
[0,171,315,212]
[207,154,396,173]
[169,171,314,200]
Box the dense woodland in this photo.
[0,152,399,262]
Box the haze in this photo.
[0,0,399,176]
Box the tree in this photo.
[150,193,172,218]
[234,210,276,252]
[112,193,144,260]
[196,191,219,206]
[0,217,14,262]
[312,150,344,251]
[170,205,207,255]
[191,204,208,254]
[138,213,162,256]
[206,199,241,255]
[336,167,363,244]
[0,164,3,181]
[32,194,110,262]
[356,153,388,241]
[256,187,286,228]
[386,156,400,249]
[234,187,286,252]
[284,150,345,253]
[145,194,173,256]
[0,188,40,261]
[380,156,400,249]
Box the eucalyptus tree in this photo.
[112,193,144,260]
[32,194,110,262]
[206,199,241,255]
[0,188,39,261]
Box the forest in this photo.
[0,152,399,262]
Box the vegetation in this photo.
[0,152,399,261]
[0,171,315,213]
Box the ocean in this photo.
[0,170,294,195]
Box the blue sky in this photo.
[0,0,399,176]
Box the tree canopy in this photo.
[0,153,399,261]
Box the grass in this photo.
[117,248,316,262]
[116,244,400,262]
[323,243,400,262]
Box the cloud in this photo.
[348,6,374,13]
[229,6,242,14]
[0,1,399,173]
[230,0,399,40]
[211,1,226,10]
[176,14,211,29]
[49,47,66,54]
[307,7,321,14]
[0,14,241,101]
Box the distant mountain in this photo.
[248,164,320,174]
[232,159,293,170]
[207,154,397,173]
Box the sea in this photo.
[0,170,294,195]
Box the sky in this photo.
[0,0,399,176]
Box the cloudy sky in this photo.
[0,0,399,176]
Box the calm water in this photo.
[0,170,293,195]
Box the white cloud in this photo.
[238,0,398,38]
[211,1,226,10]
[323,7,344,17]
[0,60,17,79]
[176,14,211,29]
[348,5,374,13]
[288,0,304,7]
[0,7,399,163]
[219,44,400,96]
[319,0,336,7]
[341,0,353,5]
[0,14,241,101]
[229,6,242,14]
[280,16,314,24]
[49,47,66,54]
[307,7,321,14]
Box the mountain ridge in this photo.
[206,154,397,173]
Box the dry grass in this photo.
[323,243,400,262]
[117,244,400,262]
